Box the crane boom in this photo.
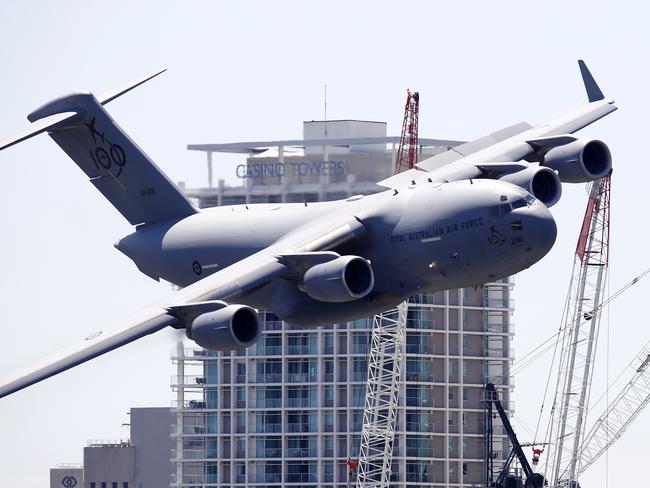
[547,174,611,487]
[575,341,650,477]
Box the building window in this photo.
[112,483,117,488]
[352,358,368,381]
[256,333,281,355]
[462,412,468,427]
[448,388,454,401]
[352,332,369,354]
[323,332,334,353]
[463,387,469,402]
[463,361,469,378]
[90,484,96,488]
[463,438,469,454]
[236,362,246,380]
[448,412,454,425]
[256,436,281,458]
[256,385,282,408]
[463,334,469,348]
[463,462,468,476]
[323,360,334,381]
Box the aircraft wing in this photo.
[0,216,366,398]
[378,60,617,189]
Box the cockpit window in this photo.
[511,195,536,210]
[489,203,511,219]
[511,198,527,210]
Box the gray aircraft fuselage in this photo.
[117,177,556,326]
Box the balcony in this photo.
[253,374,282,384]
[286,447,318,457]
[255,448,282,458]
[286,373,316,383]
[255,398,282,408]
[286,345,317,355]
[255,345,282,356]
[406,342,435,354]
[483,297,515,309]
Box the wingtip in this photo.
[578,59,605,103]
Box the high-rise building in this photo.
[171,121,514,487]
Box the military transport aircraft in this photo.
[0,61,615,398]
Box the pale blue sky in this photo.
[0,1,648,486]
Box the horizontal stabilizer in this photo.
[0,111,78,151]
[99,68,167,105]
[0,70,198,226]
[578,60,605,102]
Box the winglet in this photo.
[98,68,167,105]
[578,60,604,103]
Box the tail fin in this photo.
[578,60,605,103]
[0,70,197,226]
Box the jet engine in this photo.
[542,139,611,183]
[499,166,562,207]
[186,304,260,350]
[300,255,374,303]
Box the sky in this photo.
[0,1,648,486]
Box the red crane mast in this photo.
[394,90,420,174]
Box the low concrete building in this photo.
[52,407,174,488]
[50,465,83,488]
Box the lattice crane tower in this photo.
[355,91,419,488]
[546,174,611,487]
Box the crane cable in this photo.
[481,267,649,473]
[505,268,649,386]
[532,267,648,476]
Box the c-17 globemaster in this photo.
[0,61,615,398]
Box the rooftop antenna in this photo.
[324,84,328,138]
[323,84,329,161]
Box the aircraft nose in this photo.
[524,204,557,262]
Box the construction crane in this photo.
[483,383,545,488]
[574,340,650,477]
[354,91,419,488]
[394,90,420,174]
[545,174,611,487]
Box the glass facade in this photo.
[172,285,514,487]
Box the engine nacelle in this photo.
[499,166,562,207]
[186,305,260,351]
[542,139,611,183]
[300,255,374,303]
